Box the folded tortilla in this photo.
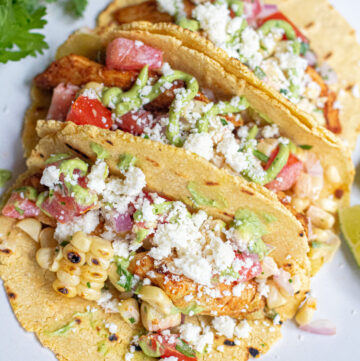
[98,0,360,149]
[0,125,310,360]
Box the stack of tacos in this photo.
[0,2,357,360]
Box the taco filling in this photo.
[1,152,298,358]
[109,0,342,134]
[35,37,342,273]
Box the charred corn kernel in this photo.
[86,253,110,270]
[39,227,57,248]
[90,236,114,260]
[53,279,77,298]
[325,166,341,185]
[76,283,102,301]
[295,297,317,326]
[138,286,175,315]
[307,206,335,229]
[315,198,338,214]
[49,247,63,272]
[36,247,55,270]
[267,283,287,309]
[79,279,103,290]
[63,243,86,266]
[140,302,181,332]
[310,227,329,243]
[81,264,108,283]
[71,231,92,253]
[58,259,81,276]
[291,197,310,213]
[0,216,16,241]
[108,263,125,292]
[57,270,80,287]
[16,218,41,242]
[118,298,140,326]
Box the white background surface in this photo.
[0,1,360,360]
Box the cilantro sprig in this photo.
[0,0,88,64]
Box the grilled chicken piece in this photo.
[34,54,148,91]
[34,55,246,127]
[129,252,265,319]
[306,66,341,134]
[114,0,194,25]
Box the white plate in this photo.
[0,1,359,360]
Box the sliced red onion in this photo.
[273,269,294,296]
[114,212,133,232]
[304,50,317,67]
[300,319,336,335]
[318,62,338,85]
[256,4,278,20]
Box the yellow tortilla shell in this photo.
[98,0,360,149]
[0,144,304,360]
[25,25,353,212]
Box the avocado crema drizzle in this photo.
[101,65,291,186]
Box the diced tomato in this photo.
[106,38,163,71]
[40,192,79,224]
[119,109,153,135]
[66,96,113,129]
[139,334,196,361]
[265,149,303,192]
[47,83,79,121]
[2,192,40,219]
[256,11,308,43]
[235,252,262,282]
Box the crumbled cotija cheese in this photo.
[212,316,236,339]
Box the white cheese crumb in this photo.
[97,290,119,313]
[234,320,252,339]
[183,132,214,161]
[40,165,60,189]
[212,316,236,339]
[54,209,100,242]
[87,159,108,193]
[105,323,118,334]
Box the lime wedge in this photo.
[339,206,360,266]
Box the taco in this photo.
[26,25,353,275]
[98,0,360,149]
[0,123,310,360]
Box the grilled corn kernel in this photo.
[307,206,335,229]
[53,279,77,298]
[291,197,310,213]
[108,263,125,292]
[118,298,140,326]
[39,227,57,248]
[71,231,92,253]
[81,264,108,283]
[325,166,341,185]
[315,198,338,214]
[90,236,114,260]
[86,253,110,270]
[138,286,175,315]
[79,279,104,290]
[310,227,329,243]
[57,270,81,287]
[36,247,55,269]
[16,218,41,242]
[58,259,81,276]
[295,297,317,326]
[63,243,86,266]
[140,302,181,332]
[76,283,102,301]
[49,247,63,272]
[266,282,287,309]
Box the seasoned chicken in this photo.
[114,0,194,25]
[129,252,265,319]
[306,66,341,133]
